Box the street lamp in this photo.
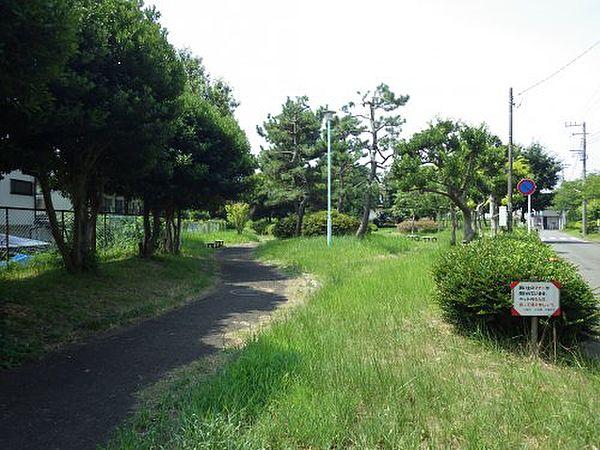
[323,110,335,247]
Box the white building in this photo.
[532,209,566,230]
[0,170,71,210]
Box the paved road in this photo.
[0,246,291,450]
[540,230,600,292]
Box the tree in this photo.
[226,202,250,234]
[343,83,409,236]
[390,191,449,222]
[0,0,77,153]
[257,97,322,236]
[3,0,186,271]
[179,49,239,116]
[136,93,254,256]
[393,120,503,243]
[553,173,600,227]
[517,143,562,213]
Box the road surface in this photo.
[0,245,292,450]
[539,230,600,292]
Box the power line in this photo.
[518,39,600,96]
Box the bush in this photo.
[225,202,250,234]
[397,218,438,233]
[251,218,272,235]
[264,223,276,236]
[302,211,360,237]
[273,215,298,239]
[432,234,598,343]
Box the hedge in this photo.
[432,233,598,344]
[302,211,360,237]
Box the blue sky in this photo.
[147,0,600,180]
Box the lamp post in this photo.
[323,110,335,247]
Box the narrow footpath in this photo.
[0,246,291,450]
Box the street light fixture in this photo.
[323,110,335,247]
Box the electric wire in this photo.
[518,40,600,96]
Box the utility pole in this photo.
[507,87,514,232]
[566,121,588,236]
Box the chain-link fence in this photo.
[0,206,229,267]
[0,206,146,267]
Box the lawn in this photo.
[184,228,261,245]
[0,234,214,368]
[565,227,600,243]
[107,233,600,449]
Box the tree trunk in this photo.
[295,196,307,236]
[450,207,457,246]
[164,208,174,254]
[490,196,499,237]
[38,174,75,272]
[357,148,377,237]
[459,206,475,243]
[68,179,99,272]
[139,205,162,258]
[174,210,182,254]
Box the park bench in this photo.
[421,236,437,242]
[205,240,225,249]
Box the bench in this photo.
[206,240,225,249]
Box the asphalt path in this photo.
[0,245,291,450]
[539,230,600,292]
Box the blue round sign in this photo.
[517,178,536,196]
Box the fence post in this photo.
[5,208,9,266]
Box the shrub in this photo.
[251,218,272,235]
[225,202,250,234]
[397,218,438,233]
[264,223,276,236]
[273,215,298,239]
[432,234,598,343]
[302,211,360,237]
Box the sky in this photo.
[146,0,600,181]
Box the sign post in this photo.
[517,178,536,233]
[511,281,561,356]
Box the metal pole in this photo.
[327,115,332,247]
[5,208,9,266]
[527,194,532,233]
[507,87,514,232]
[531,316,539,357]
[582,122,587,237]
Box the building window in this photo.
[10,179,34,196]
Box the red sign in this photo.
[517,178,537,196]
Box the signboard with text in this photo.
[510,281,561,317]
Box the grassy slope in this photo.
[108,234,599,449]
[0,235,215,368]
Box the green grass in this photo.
[107,233,599,449]
[565,227,600,242]
[0,235,214,368]
[184,228,261,245]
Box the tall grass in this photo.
[108,234,600,449]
